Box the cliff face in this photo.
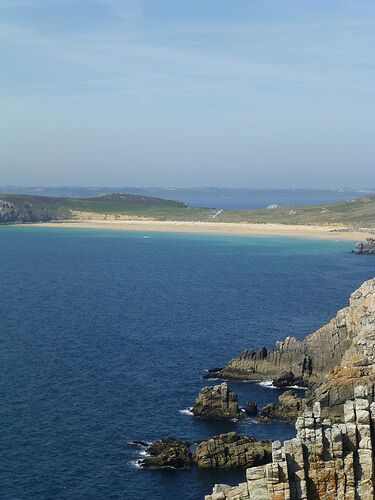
[310,279,375,419]
[214,278,375,419]
[205,386,375,500]
[0,199,67,224]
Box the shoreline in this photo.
[15,219,374,241]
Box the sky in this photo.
[1,0,374,188]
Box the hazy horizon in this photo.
[1,1,374,188]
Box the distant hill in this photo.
[0,193,186,224]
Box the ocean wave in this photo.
[179,408,193,416]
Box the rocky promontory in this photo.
[192,383,244,420]
[209,278,375,421]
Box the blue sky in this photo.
[1,0,374,188]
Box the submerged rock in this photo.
[192,382,243,420]
[194,432,272,469]
[260,390,305,424]
[139,438,192,469]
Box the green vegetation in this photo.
[0,192,374,227]
[218,195,375,227]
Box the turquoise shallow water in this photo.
[0,227,374,500]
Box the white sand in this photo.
[21,219,373,241]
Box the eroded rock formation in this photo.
[192,383,244,420]
[205,386,375,499]
[194,432,272,470]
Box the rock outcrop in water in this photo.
[210,278,375,421]
[195,432,272,470]
[260,391,305,424]
[138,433,271,470]
[192,383,244,420]
[139,438,192,469]
[354,238,375,254]
[205,386,375,500]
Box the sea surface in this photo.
[1,227,374,500]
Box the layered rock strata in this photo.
[192,383,243,420]
[205,386,375,499]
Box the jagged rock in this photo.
[192,383,243,420]
[260,390,305,424]
[354,237,375,254]
[194,432,272,469]
[245,401,257,416]
[209,278,375,421]
[139,438,192,469]
[205,388,375,499]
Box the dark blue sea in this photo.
[1,227,373,500]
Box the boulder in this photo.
[139,438,192,469]
[272,371,296,388]
[260,390,305,424]
[192,382,243,420]
[194,432,272,469]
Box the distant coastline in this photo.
[18,220,374,241]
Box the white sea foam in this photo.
[258,380,307,390]
[129,460,142,469]
[258,380,277,389]
[179,408,193,416]
[139,450,151,457]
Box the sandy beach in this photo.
[21,219,373,241]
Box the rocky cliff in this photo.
[211,278,375,420]
[205,386,375,500]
